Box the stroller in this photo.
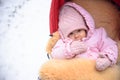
[39,0,120,80]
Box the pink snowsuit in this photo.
[51,2,118,65]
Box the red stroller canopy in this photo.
[49,0,65,35]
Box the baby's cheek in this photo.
[68,36,75,40]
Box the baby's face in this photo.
[68,29,87,41]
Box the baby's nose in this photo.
[74,34,79,38]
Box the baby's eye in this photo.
[68,32,74,37]
[69,32,73,35]
[77,29,81,32]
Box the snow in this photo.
[0,0,51,80]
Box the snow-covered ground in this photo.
[0,0,51,80]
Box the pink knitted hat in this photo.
[58,6,88,38]
[58,2,95,39]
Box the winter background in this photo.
[0,0,51,80]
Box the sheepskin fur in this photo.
[46,31,60,54]
[40,59,120,80]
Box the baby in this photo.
[51,2,118,71]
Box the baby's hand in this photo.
[70,41,87,55]
[96,56,111,71]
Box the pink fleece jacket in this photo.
[51,2,118,65]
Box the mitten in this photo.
[96,54,111,71]
[70,41,87,55]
